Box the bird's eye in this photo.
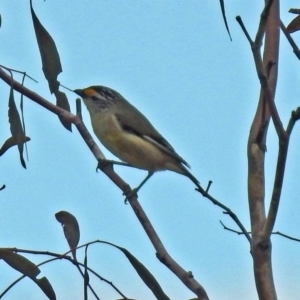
[91,96,98,101]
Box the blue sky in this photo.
[1,1,300,299]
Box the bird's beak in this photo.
[74,89,84,97]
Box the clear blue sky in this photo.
[1,1,300,299]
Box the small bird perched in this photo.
[74,85,200,194]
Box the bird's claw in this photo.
[96,159,113,172]
[123,187,138,203]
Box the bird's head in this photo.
[74,86,120,112]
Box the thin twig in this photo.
[280,20,300,60]
[197,187,251,244]
[262,108,300,238]
[0,64,38,82]
[236,16,253,45]
[220,223,300,243]
[273,231,300,242]
[286,107,300,136]
[220,220,251,235]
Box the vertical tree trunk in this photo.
[247,1,280,299]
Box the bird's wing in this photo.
[115,101,190,168]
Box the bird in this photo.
[74,85,200,195]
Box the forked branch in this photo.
[0,67,209,300]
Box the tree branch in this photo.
[220,224,300,243]
[0,67,209,299]
[263,108,300,238]
[197,185,251,244]
[280,20,300,60]
[237,1,280,299]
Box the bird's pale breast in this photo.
[91,112,180,172]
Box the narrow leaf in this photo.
[36,277,56,300]
[219,0,232,41]
[0,249,56,299]
[8,87,27,168]
[54,90,72,131]
[117,247,170,300]
[84,246,89,300]
[0,249,40,278]
[30,0,62,93]
[20,74,29,159]
[55,211,80,259]
[287,15,300,33]
[0,136,30,156]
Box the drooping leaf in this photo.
[19,74,29,159]
[55,211,80,259]
[84,246,89,300]
[36,277,56,300]
[0,249,56,300]
[287,14,300,33]
[30,0,62,94]
[117,246,170,300]
[0,136,30,156]
[219,0,232,41]
[8,87,27,168]
[0,249,40,278]
[54,90,72,131]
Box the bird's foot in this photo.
[96,159,111,172]
[123,186,139,204]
